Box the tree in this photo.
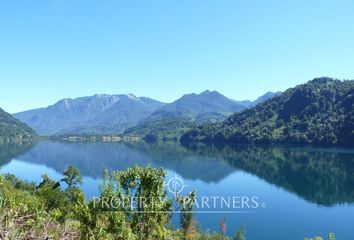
[328,233,335,240]
[233,225,246,240]
[176,191,196,240]
[61,166,83,188]
[99,165,172,239]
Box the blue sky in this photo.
[1,0,354,113]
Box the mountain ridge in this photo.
[0,107,36,142]
[13,91,280,136]
[13,94,165,135]
[181,77,354,146]
[146,90,248,122]
[124,91,280,141]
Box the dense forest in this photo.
[181,78,354,146]
[0,107,36,143]
[124,118,198,142]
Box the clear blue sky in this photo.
[1,0,354,113]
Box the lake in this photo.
[1,140,354,239]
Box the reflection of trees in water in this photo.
[0,141,37,167]
[15,140,235,183]
[17,141,153,178]
[188,144,354,206]
[11,140,354,206]
[125,141,236,183]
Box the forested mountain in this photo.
[251,91,282,106]
[13,94,165,135]
[147,90,247,122]
[0,107,36,142]
[181,78,354,146]
[125,118,197,142]
[125,91,280,141]
[14,91,279,136]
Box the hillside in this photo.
[0,107,36,142]
[14,90,279,137]
[13,94,165,135]
[125,91,280,141]
[147,90,247,121]
[181,78,354,146]
[125,118,198,142]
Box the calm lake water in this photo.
[1,140,354,239]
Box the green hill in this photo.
[125,91,280,142]
[0,107,36,143]
[181,77,354,146]
[124,118,198,142]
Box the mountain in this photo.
[145,90,247,122]
[13,94,165,135]
[13,90,280,137]
[234,91,282,108]
[181,78,354,146]
[125,91,281,141]
[124,90,247,141]
[0,107,36,142]
[251,91,282,106]
[125,118,198,142]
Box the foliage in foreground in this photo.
[0,165,335,239]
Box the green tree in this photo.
[328,233,336,240]
[61,165,83,188]
[98,165,172,239]
[177,191,196,239]
[233,225,246,240]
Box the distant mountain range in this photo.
[123,91,280,141]
[147,90,246,122]
[4,77,354,146]
[13,91,280,136]
[0,107,36,142]
[148,90,281,122]
[181,78,354,146]
[14,94,164,135]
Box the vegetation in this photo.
[124,92,280,142]
[61,166,83,188]
[181,78,354,146]
[304,233,336,240]
[0,142,36,167]
[124,118,198,142]
[0,165,244,239]
[0,165,336,239]
[126,141,354,205]
[0,107,36,143]
[145,90,246,122]
[50,134,141,142]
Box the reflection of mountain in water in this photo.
[188,144,354,206]
[12,140,354,206]
[17,141,153,177]
[125,141,235,183]
[16,141,235,183]
[0,142,36,167]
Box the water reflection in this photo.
[3,140,354,206]
[0,142,36,166]
[186,144,354,206]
